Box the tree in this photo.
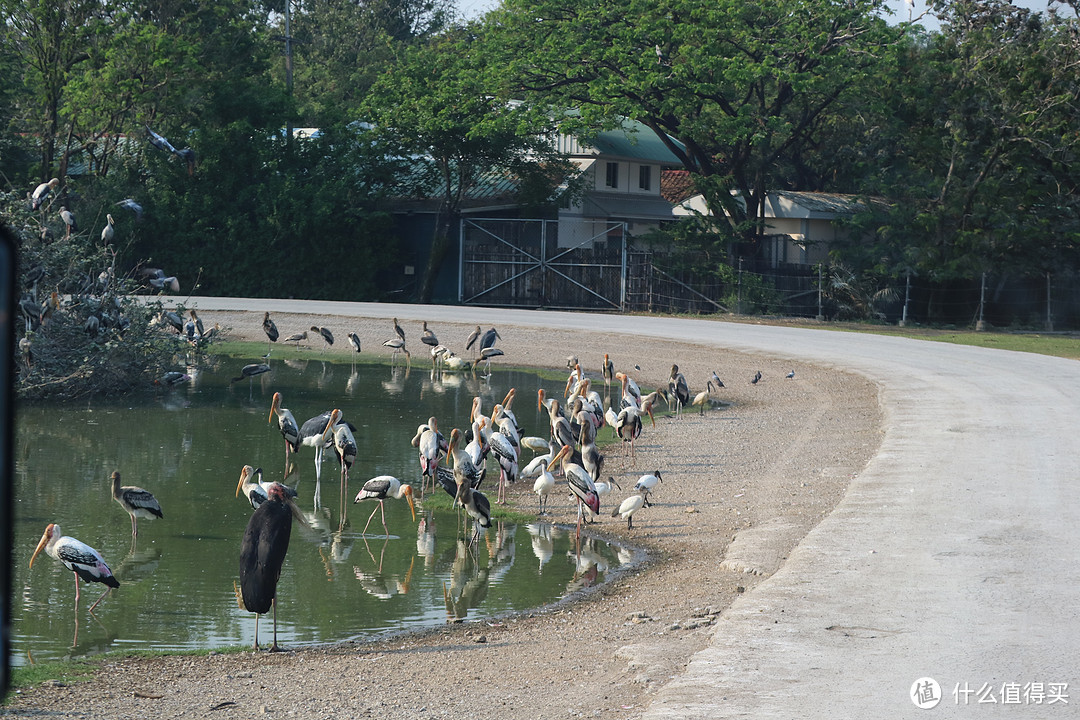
[492,0,904,257]
[360,24,573,303]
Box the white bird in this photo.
[521,452,553,478]
[692,381,714,415]
[634,470,664,506]
[520,436,550,454]
[110,470,163,537]
[29,524,119,612]
[611,492,647,529]
[100,214,115,245]
[533,467,555,515]
[594,476,621,498]
[31,178,59,210]
[269,392,301,470]
[354,476,416,537]
[59,206,77,236]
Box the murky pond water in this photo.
[12,357,638,665]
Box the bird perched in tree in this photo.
[29,523,119,612]
[116,198,144,220]
[110,470,163,537]
[31,178,60,211]
[100,214,115,245]
[311,326,334,346]
[59,207,77,236]
[239,482,297,651]
[263,312,279,350]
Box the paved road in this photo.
[183,298,1080,716]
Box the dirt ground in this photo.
[3,310,883,719]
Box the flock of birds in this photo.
[28,313,794,652]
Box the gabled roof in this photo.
[558,117,682,164]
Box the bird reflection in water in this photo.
[353,555,415,600]
[527,521,556,572]
[381,363,410,396]
[416,512,437,568]
[441,521,518,622]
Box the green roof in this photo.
[590,119,682,164]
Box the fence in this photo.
[626,254,1080,331]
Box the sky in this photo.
[457,0,1066,28]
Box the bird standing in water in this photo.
[30,524,119,612]
[239,483,297,651]
[110,471,163,537]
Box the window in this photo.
[605,161,618,188]
[639,165,652,191]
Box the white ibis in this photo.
[611,492,647,529]
[29,524,119,612]
[59,206,77,236]
[548,444,600,537]
[100,214,115,245]
[669,364,690,417]
[420,321,438,348]
[31,178,59,210]
[634,470,663,506]
[239,482,296,651]
[268,392,300,469]
[354,476,415,536]
[692,381,714,415]
[110,470,163,537]
[263,312,279,351]
[311,326,334,346]
[594,476,621,498]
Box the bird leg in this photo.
[88,586,111,613]
[72,573,81,610]
[131,513,138,537]
[253,613,260,651]
[269,599,282,652]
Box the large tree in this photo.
[491,0,904,256]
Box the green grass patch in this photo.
[7,660,97,693]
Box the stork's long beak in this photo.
[404,486,416,522]
[268,393,279,424]
[29,526,51,569]
[236,466,250,498]
[546,444,569,472]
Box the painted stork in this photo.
[331,416,357,513]
[231,363,270,384]
[611,492,647,529]
[298,408,343,507]
[615,405,643,461]
[417,417,444,496]
[269,392,300,470]
[580,423,604,485]
[31,178,59,211]
[615,371,642,410]
[483,414,518,505]
[354,476,415,536]
[239,482,296,651]
[479,347,503,375]
[155,371,190,387]
[465,325,481,350]
[602,353,615,389]
[448,428,483,496]
[110,471,163,537]
[548,444,600,537]
[29,524,119,612]
[283,330,307,346]
[100,214,115,245]
[236,466,297,510]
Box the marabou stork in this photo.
[354,476,415,536]
[30,524,119,612]
[311,326,334,346]
[110,470,163,537]
[465,325,481,351]
[239,482,297,651]
[479,327,500,353]
[669,364,690,417]
[262,312,279,351]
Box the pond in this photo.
[12,355,640,665]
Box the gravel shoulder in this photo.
[4,309,883,719]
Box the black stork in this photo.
[239,482,296,651]
[110,470,163,537]
[30,524,119,612]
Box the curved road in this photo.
[183,298,1080,716]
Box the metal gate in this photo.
[459,218,628,310]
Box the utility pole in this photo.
[976,271,986,331]
[900,271,910,327]
[816,263,824,321]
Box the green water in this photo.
[12,357,637,664]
